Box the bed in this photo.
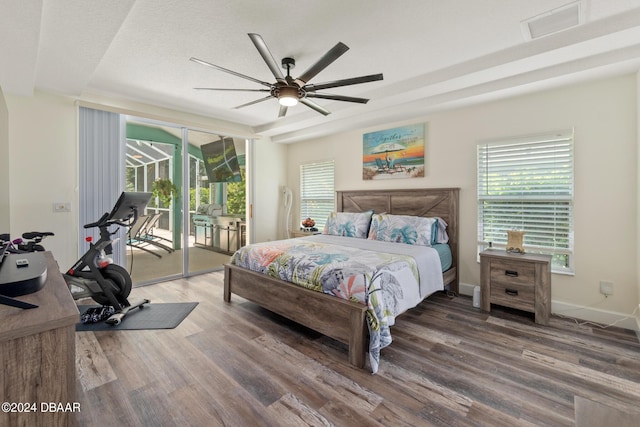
[224,188,459,371]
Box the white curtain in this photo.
[78,107,126,265]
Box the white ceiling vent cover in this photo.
[521,1,584,40]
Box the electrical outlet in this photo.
[53,202,71,212]
[599,281,613,296]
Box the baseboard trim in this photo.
[459,282,476,296]
[458,282,640,335]
[551,301,639,331]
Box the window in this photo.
[300,160,335,231]
[477,130,574,273]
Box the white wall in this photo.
[250,136,288,243]
[0,88,9,233]
[287,74,639,328]
[6,91,78,267]
[5,91,286,268]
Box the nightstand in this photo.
[479,249,551,325]
[290,230,320,238]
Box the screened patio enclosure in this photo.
[124,121,246,283]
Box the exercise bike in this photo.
[64,191,152,325]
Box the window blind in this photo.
[477,130,574,273]
[79,107,126,265]
[300,160,335,230]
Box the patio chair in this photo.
[389,158,407,173]
[136,213,175,254]
[126,214,163,258]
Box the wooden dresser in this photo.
[479,249,551,325]
[0,252,79,427]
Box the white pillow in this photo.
[367,214,437,246]
[323,210,373,238]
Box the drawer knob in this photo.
[505,270,519,277]
[505,288,519,296]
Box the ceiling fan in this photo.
[190,33,383,118]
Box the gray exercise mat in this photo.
[75,302,198,331]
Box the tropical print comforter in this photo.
[230,234,444,373]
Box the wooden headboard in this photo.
[336,188,460,294]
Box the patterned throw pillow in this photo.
[323,210,374,238]
[367,214,437,246]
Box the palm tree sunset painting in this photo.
[362,123,425,180]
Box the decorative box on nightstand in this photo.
[479,249,551,325]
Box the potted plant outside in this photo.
[151,178,178,207]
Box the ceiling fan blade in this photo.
[304,73,383,92]
[295,42,350,85]
[299,98,330,116]
[233,96,273,110]
[248,33,286,84]
[278,105,288,118]
[190,57,272,88]
[194,87,270,92]
[305,93,369,104]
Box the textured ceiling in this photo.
[2,0,640,143]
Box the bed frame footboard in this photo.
[224,264,368,368]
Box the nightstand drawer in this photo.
[490,281,535,312]
[489,260,535,286]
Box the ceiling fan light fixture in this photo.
[279,96,298,107]
[278,86,299,106]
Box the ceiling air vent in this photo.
[521,1,584,40]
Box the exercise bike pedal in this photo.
[104,298,150,325]
[105,313,124,325]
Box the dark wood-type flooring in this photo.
[75,271,640,426]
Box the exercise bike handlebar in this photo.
[83,208,142,230]
[84,212,111,229]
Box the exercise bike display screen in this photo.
[108,192,152,222]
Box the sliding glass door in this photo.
[125,119,183,284]
[123,118,247,284]
[186,129,246,275]
[80,108,250,286]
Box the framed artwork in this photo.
[362,123,425,180]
